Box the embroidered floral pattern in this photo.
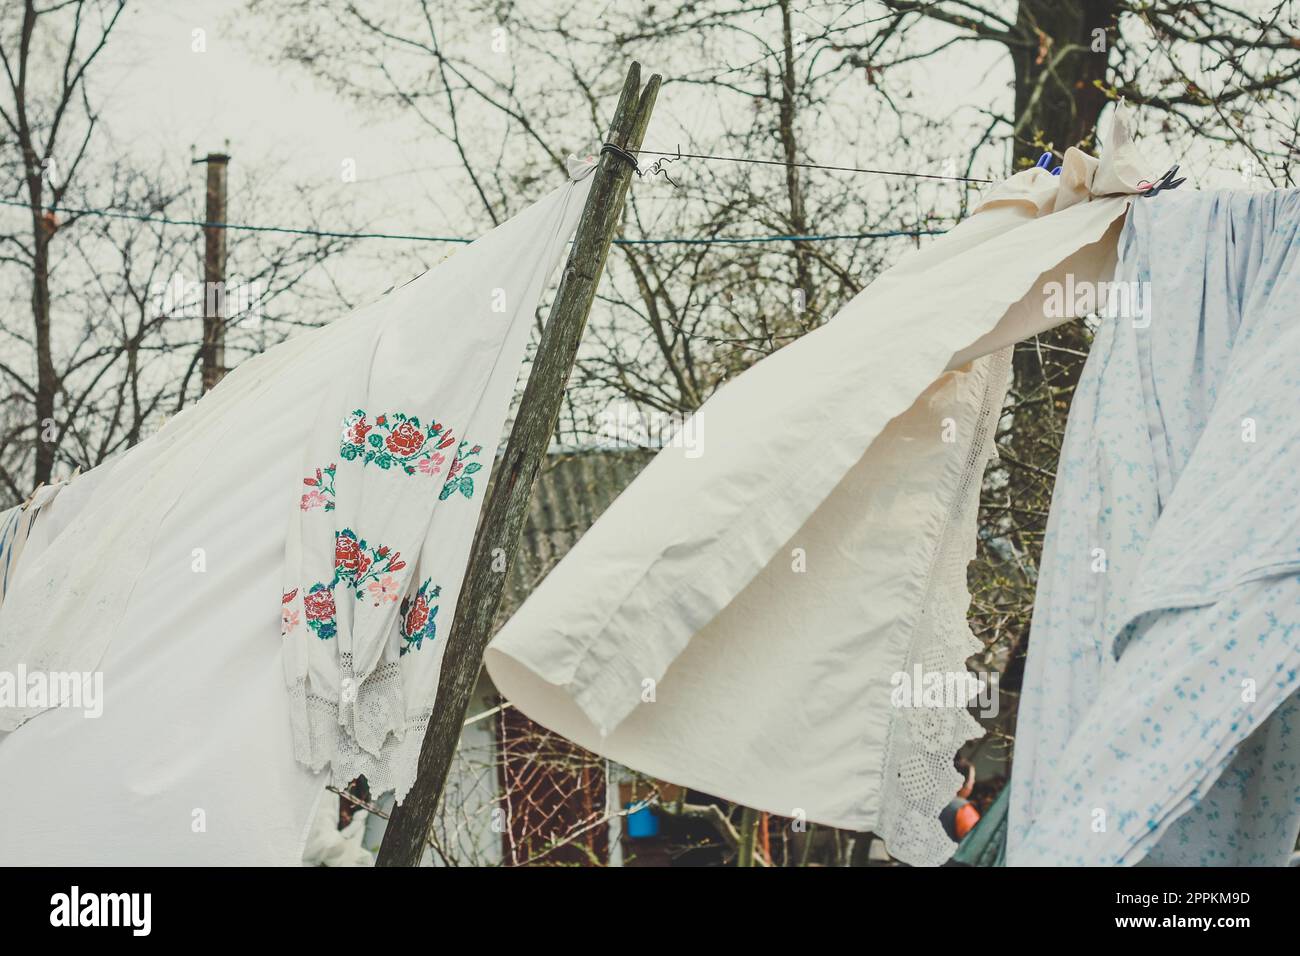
[332,529,407,600]
[438,440,483,500]
[337,409,483,499]
[399,579,441,655]
[300,464,337,511]
[340,409,456,476]
[302,584,338,640]
[286,409,466,653]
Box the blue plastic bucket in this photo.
[624,801,659,838]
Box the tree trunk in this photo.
[1007,0,1117,389]
[1010,0,1118,167]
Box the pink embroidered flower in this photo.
[282,606,300,634]
[417,452,446,477]
[385,421,426,457]
[368,575,400,606]
[303,588,336,622]
[301,489,328,511]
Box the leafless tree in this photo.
[253,0,955,440]
[0,0,126,489]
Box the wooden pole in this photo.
[199,152,229,393]
[376,62,661,867]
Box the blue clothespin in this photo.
[1035,151,1064,176]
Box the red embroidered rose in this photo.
[335,533,363,573]
[403,595,430,636]
[346,419,370,447]
[385,421,426,457]
[303,588,336,621]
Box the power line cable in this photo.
[630,147,993,183]
[0,197,951,245]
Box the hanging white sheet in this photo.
[0,161,594,864]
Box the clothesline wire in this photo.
[629,147,994,184]
[0,196,951,245]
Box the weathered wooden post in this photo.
[376,62,661,867]
[197,151,230,393]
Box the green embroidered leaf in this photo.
[368,433,382,448]
[460,477,474,498]
[463,462,481,475]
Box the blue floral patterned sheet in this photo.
[1009,190,1300,866]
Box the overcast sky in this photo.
[12,0,1264,314]
[89,0,498,303]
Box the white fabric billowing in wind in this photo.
[488,111,1159,867]
[0,164,593,863]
